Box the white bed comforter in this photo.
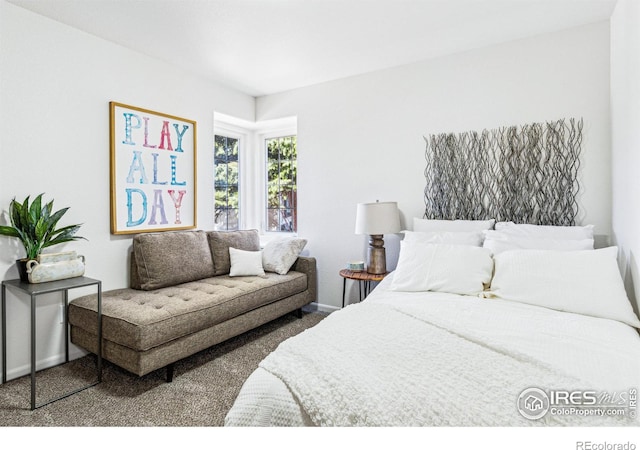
[225,275,640,426]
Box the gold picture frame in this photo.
[109,102,197,234]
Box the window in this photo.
[213,113,297,234]
[214,134,239,230]
[266,135,297,232]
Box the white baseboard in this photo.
[303,302,340,314]
[3,348,88,382]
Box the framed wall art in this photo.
[110,102,197,234]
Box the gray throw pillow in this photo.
[134,230,215,290]
[262,238,307,275]
[207,230,260,275]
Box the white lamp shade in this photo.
[355,201,401,235]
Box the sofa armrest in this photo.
[291,256,317,304]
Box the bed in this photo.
[224,220,640,426]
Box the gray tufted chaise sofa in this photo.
[68,229,316,381]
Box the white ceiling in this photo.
[8,0,618,97]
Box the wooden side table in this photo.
[1,276,102,410]
[339,269,388,308]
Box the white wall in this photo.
[0,1,617,379]
[257,22,612,310]
[0,1,255,379]
[611,0,640,316]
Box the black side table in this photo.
[1,276,102,410]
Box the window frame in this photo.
[214,113,297,236]
[258,127,298,236]
[213,124,247,231]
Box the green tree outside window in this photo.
[214,135,239,230]
[267,136,297,232]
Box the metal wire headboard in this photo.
[423,118,583,226]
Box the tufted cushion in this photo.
[207,230,260,276]
[133,230,215,290]
[68,272,308,352]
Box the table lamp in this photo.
[355,201,401,274]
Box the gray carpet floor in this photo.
[0,310,325,427]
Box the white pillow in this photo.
[229,247,266,277]
[413,218,495,232]
[494,222,594,240]
[402,230,483,246]
[390,242,494,295]
[488,247,640,328]
[482,230,594,254]
[262,238,307,275]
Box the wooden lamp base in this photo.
[367,234,387,274]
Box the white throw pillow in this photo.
[413,218,495,232]
[262,238,307,275]
[390,242,494,295]
[482,230,594,254]
[494,222,594,240]
[402,230,483,247]
[229,247,266,277]
[488,247,640,328]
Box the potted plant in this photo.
[0,194,85,282]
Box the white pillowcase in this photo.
[413,218,495,232]
[390,242,494,295]
[494,222,594,240]
[482,230,594,254]
[402,230,483,246]
[488,247,640,328]
[229,247,266,277]
[262,238,307,275]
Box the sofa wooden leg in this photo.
[166,363,174,383]
[295,308,303,319]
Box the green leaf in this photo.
[19,196,31,233]
[45,225,84,248]
[0,225,20,238]
[41,199,53,222]
[47,207,70,233]
[43,234,84,250]
[29,194,43,224]
[34,216,48,241]
[9,197,24,229]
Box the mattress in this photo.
[225,275,640,426]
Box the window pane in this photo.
[267,160,279,184]
[279,189,294,208]
[281,209,294,232]
[214,135,227,160]
[279,161,294,185]
[267,185,280,208]
[265,135,297,233]
[214,207,240,230]
[214,164,228,186]
[267,140,279,160]
[229,139,239,161]
[214,209,228,229]
[227,185,239,209]
[227,161,238,185]
[226,209,239,230]
[214,134,240,230]
[266,209,280,232]
[265,208,294,232]
[215,188,228,206]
